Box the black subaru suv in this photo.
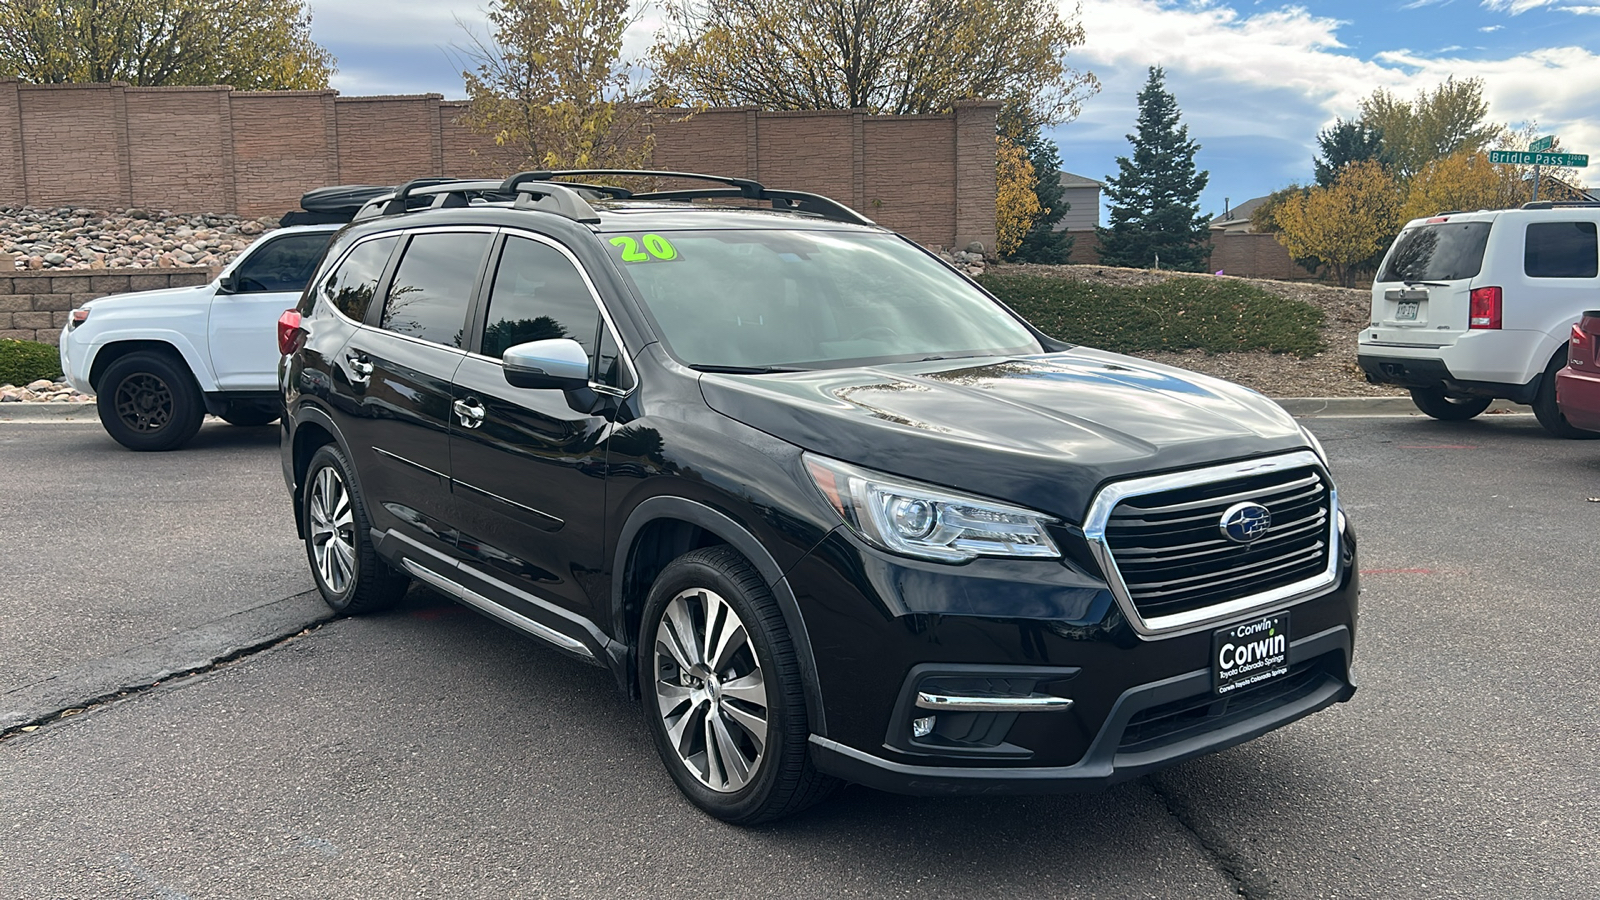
[279,171,1358,824]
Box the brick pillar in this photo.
[952,99,1000,256]
[0,80,23,206]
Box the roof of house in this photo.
[1055,170,1103,189]
[1210,194,1270,227]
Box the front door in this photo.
[448,233,618,618]
[209,230,333,389]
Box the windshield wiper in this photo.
[688,364,808,374]
[1402,280,1450,287]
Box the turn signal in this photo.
[1468,286,1501,330]
[277,309,306,356]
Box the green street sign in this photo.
[1488,150,1588,167]
[1529,135,1555,153]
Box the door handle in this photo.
[453,398,486,429]
[345,353,374,385]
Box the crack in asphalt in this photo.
[0,622,326,743]
[1146,774,1262,899]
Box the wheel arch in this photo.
[86,335,216,393]
[613,496,828,737]
[287,405,362,539]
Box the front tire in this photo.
[96,352,205,451]
[1533,349,1600,439]
[639,546,836,824]
[302,444,409,614]
[1409,386,1492,421]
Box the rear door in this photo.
[335,228,495,558]
[446,231,627,621]
[209,230,333,388]
[1509,217,1600,343]
[1369,217,1493,346]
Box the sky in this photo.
[306,0,1600,223]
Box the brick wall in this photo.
[0,270,215,345]
[1058,229,1323,281]
[0,80,997,254]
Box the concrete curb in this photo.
[0,402,100,421]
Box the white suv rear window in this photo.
[1378,222,1490,283]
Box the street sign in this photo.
[1529,135,1555,153]
[1489,150,1589,167]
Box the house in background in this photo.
[1049,171,1103,231]
[1207,195,1271,235]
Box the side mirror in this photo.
[502,338,590,390]
[217,271,239,294]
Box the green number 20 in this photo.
[609,234,679,262]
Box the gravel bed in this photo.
[1,380,93,403]
[3,206,279,271]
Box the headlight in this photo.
[803,454,1060,562]
[1299,425,1329,466]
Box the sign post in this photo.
[1488,146,1590,202]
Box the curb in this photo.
[0,402,100,421]
[1273,397,1528,417]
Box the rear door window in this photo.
[1525,221,1599,278]
[1378,222,1491,283]
[378,232,492,348]
[317,236,398,320]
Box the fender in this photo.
[612,495,828,737]
[87,328,219,392]
[285,402,367,539]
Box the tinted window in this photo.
[1378,222,1491,283]
[479,237,600,361]
[1525,221,1598,278]
[232,232,333,292]
[320,236,398,321]
[379,232,491,348]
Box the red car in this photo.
[1556,310,1600,432]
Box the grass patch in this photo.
[979,273,1325,358]
[0,339,64,385]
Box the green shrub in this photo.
[979,273,1325,358]
[0,339,64,385]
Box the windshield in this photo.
[604,230,1043,369]
[1378,222,1491,283]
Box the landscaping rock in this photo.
[1,206,279,271]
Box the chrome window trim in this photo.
[1082,450,1339,639]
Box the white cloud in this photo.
[1480,23,1505,29]
[1563,4,1600,13]
[1480,0,1559,13]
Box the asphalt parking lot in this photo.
[1,411,1596,898]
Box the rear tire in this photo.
[1533,349,1600,439]
[638,546,836,824]
[1409,387,1492,421]
[96,351,205,451]
[302,444,410,614]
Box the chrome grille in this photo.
[1098,461,1334,625]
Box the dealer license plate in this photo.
[1212,613,1290,695]
[1395,300,1419,321]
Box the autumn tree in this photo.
[0,0,333,89]
[1400,151,1531,222]
[1358,77,1499,180]
[1097,67,1211,272]
[995,138,1042,257]
[457,0,653,170]
[1272,161,1402,287]
[648,0,1098,132]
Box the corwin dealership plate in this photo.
[1213,612,1290,695]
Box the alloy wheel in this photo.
[652,587,770,793]
[308,465,357,594]
[114,373,173,432]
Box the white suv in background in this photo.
[1358,202,1600,437]
[58,224,339,450]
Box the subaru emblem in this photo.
[1219,502,1272,544]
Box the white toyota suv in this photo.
[58,224,339,450]
[1358,202,1600,437]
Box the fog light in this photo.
[911,715,936,738]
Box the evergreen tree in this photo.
[1313,119,1386,187]
[1012,129,1076,264]
[1096,67,1211,271]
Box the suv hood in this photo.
[699,349,1308,523]
[80,283,215,312]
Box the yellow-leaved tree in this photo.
[0,0,334,89]
[1400,151,1530,223]
[457,0,654,171]
[996,138,1042,257]
[1273,161,1402,287]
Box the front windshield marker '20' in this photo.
[610,234,680,263]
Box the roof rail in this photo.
[498,172,602,224]
[522,169,876,225]
[1521,200,1600,210]
[351,178,511,222]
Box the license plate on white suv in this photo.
[1395,301,1420,321]
[1213,613,1290,695]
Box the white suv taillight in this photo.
[1469,286,1502,330]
